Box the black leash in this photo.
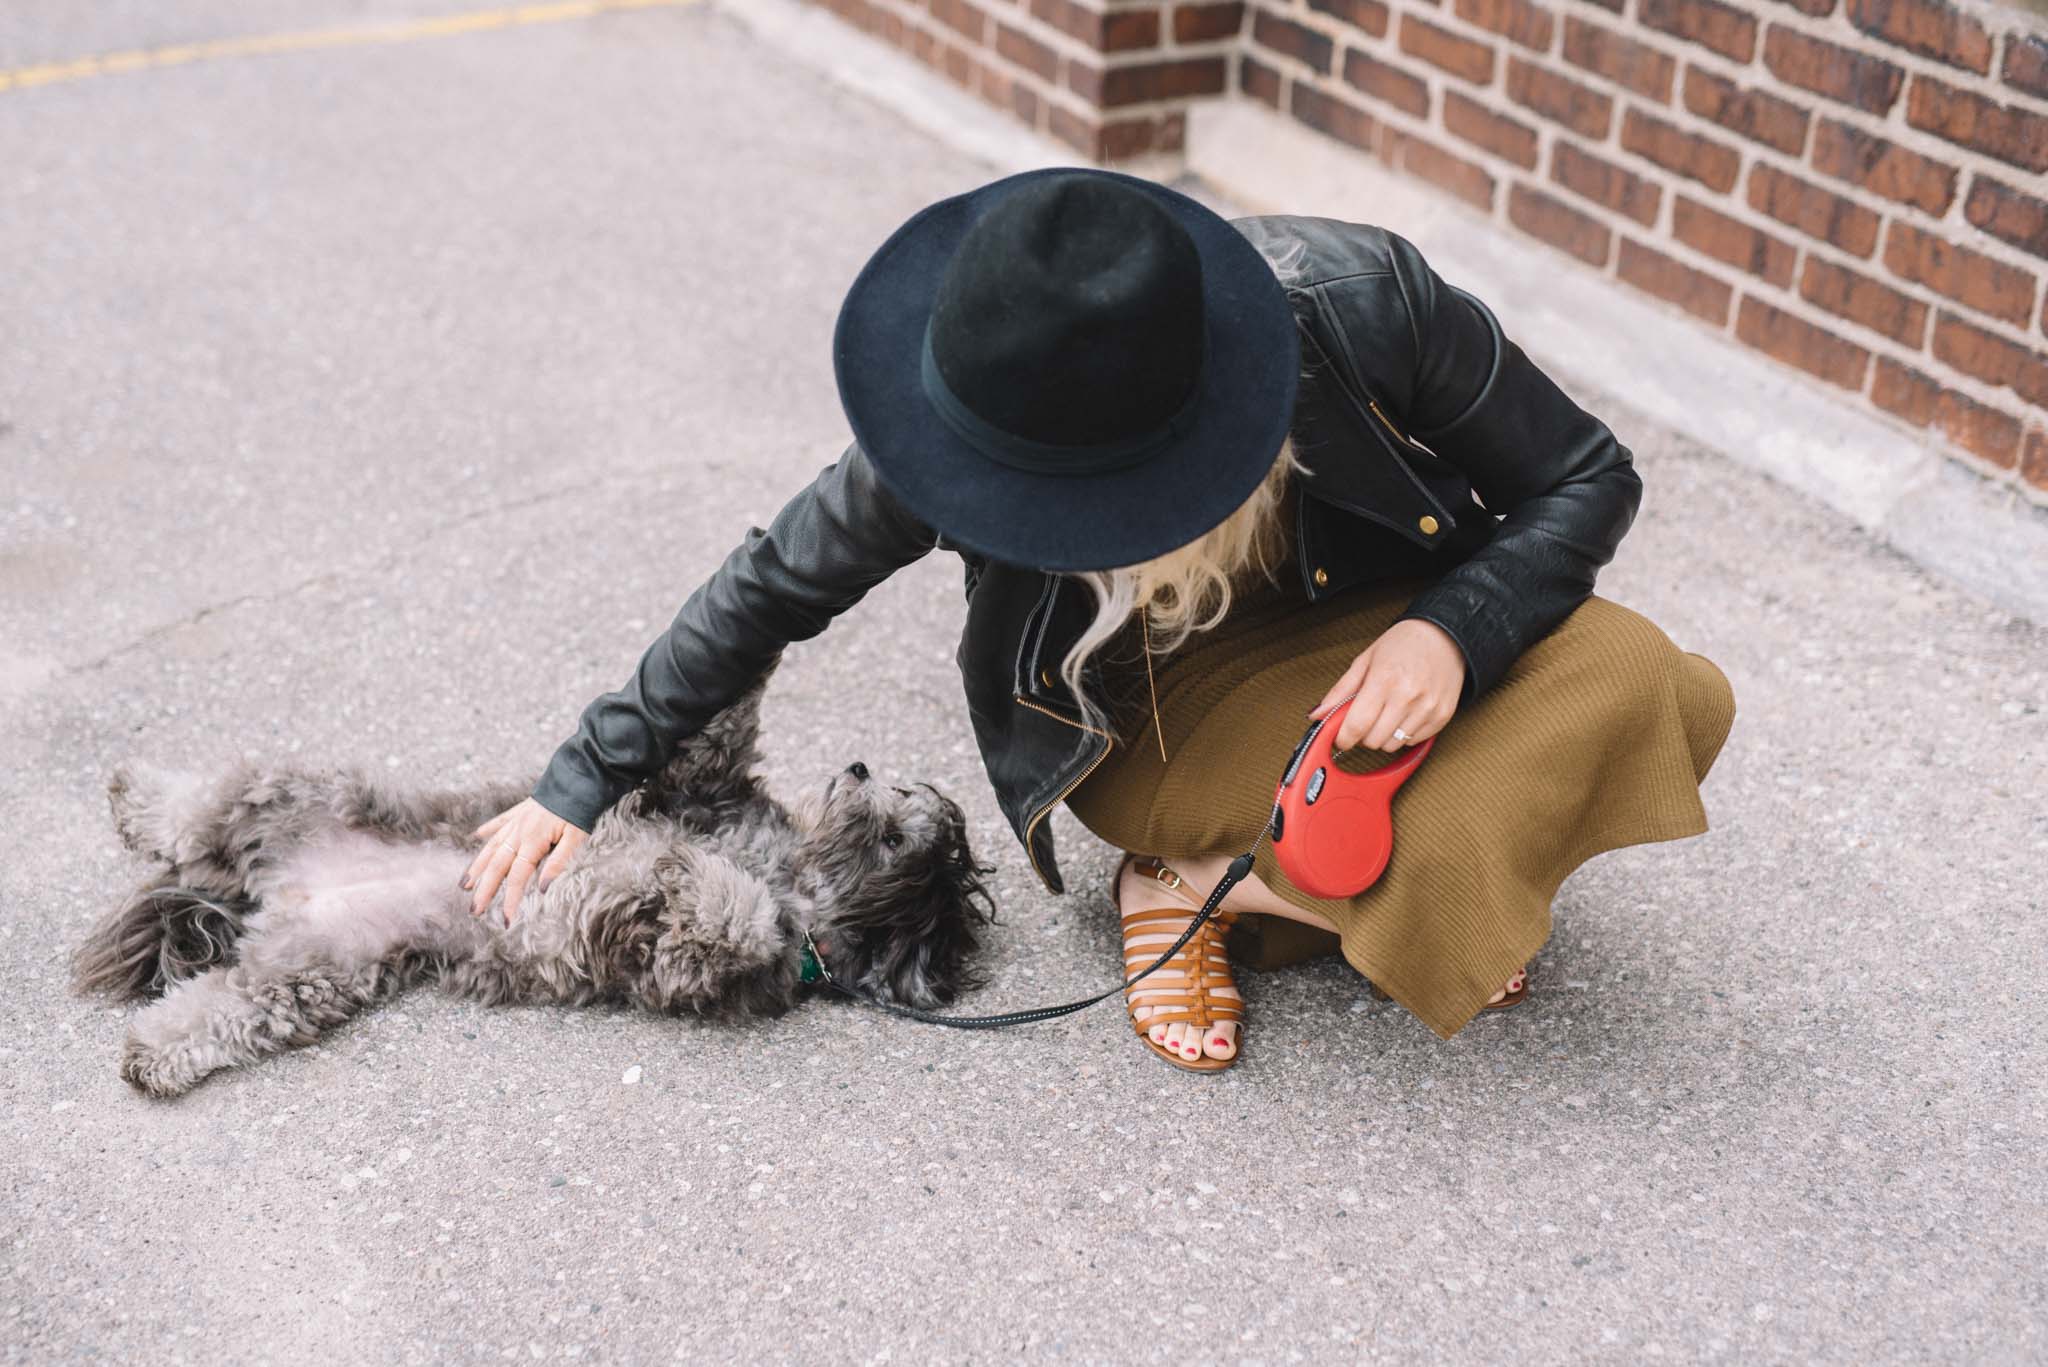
[806,846,1260,1029]
[807,693,1353,1029]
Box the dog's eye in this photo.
[883,831,903,850]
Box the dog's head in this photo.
[790,764,999,1009]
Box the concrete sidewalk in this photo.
[3,2,2042,1361]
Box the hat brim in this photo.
[832,167,1302,575]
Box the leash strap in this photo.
[810,690,1366,1030]
[812,847,1261,1030]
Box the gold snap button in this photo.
[1418,515,1439,535]
[1313,566,1329,587]
[1040,667,1056,688]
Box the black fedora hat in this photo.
[832,167,1302,574]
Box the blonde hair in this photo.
[1056,231,1317,742]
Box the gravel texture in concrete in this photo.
[3,3,2043,1362]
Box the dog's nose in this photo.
[847,762,869,781]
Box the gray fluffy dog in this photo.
[73,656,999,1097]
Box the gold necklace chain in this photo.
[1141,611,1167,762]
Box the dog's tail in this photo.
[71,880,255,1001]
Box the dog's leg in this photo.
[640,845,800,1019]
[107,760,224,864]
[85,761,301,1002]
[119,958,395,1098]
[109,755,533,873]
[643,661,778,819]
[85,755,527,998]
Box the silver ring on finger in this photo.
[1392,727,1410,743]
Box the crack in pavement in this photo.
[56,458,721,681]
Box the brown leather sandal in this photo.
[1109,853,1245,1073]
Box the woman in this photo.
[459,167,1736,1072]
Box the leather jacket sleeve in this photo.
[1377,233,1644,706]
[530,439,940,832]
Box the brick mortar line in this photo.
[1156,0,1254,57]
[781,0,2048,488]
[1269,0,2048,337]
[1721,126,2048,347]
[1280,62,1529,236]
[927,1,1244,124]
[1388,0,1563,61]
[1746,2,2048,112]
[879,1,1106,128]
[1385,0,2048,180]
[1278,0,1508,57]
[1678,0,2043,100]
[1096,35,1246,64]
[1508,137,2044,425]
[1067,0,2044,187]
[1078,31,1246,67]
[1404,0,2047,140]
[942,0,2043,426]
[1302,58,2048,426]
[1726,274,2048,458]
[1298,72,1520,236]
[1607,87,2048,338]
[978,0,1243,74]
[1678,5,2048,180]
[1745,219,2044,419]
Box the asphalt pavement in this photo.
[3,2,2043,1361]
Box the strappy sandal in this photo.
[1108,853,1245,1073]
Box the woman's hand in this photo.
[1306,618,1467,752]
[460,798,588,926]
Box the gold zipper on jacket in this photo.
[1366,397,1421,450]
[1012,692,1113,891]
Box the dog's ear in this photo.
[855,802,1000,1008]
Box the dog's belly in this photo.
[243,831,484,971]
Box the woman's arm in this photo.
[529,437,941,833]
[1368,233,1645,707]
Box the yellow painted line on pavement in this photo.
[0,0,699,95]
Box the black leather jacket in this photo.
[530,215,1643,896]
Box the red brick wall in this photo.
[800,0,1247,161]
[800,0,2048,496]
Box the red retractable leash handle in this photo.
[1268,694,1434,899]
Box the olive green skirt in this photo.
[1062,572,1737,1040]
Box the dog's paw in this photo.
[107,761,203,860]
[118,1034,201,1098]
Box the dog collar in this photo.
[798,927,830,985]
